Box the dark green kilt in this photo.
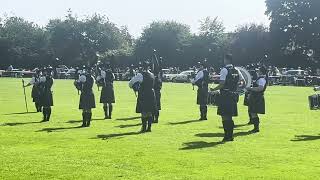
[248,94,265,114]
[217,91,239,117]
[197,87,208,105]
[136,90,157,113]
[40,90,53,107]
[79,92,96,110]
[100,85,115,104]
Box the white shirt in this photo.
[219,65,245,82]
[129,73,143,88]
[192,70,204,84]
[30,77,36,85]
[257,77,266,87]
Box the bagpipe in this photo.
[309,86,320,110]
[208,67,252,106]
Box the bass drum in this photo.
[309,94,320,110]
[235,67,252,95]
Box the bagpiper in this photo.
[74,66,96,127]
[129,61,157,133]
[96,62,115,119]
[192,60,210,120]
[39,67,54,122]
[23,68,42,112]
[152,55,163,123]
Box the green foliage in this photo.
[0,78,319,179]
[266,0,320,65]
[47,12,133,66]
[231,23,270,65]
[0,17,49,68]
[135,21,192,65]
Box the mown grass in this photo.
[0,78,319,179]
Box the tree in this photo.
[135,21,192,66]
[0,16,49,68]
[266,0,320,66]
[185,17,227,67]
[231,23,270,65]
[47,11,133,66]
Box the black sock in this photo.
[203,106,207,118]
[87,112,92,126]
[199,106,203,118]
[109,104,113,118]
[82,112,86,126]
[141,117,147,132]
[104,106,108,118]
[147,117,153,131]
[47,107,51,121]
[42,108,47,121]
[253,117,260,130]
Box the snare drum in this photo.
[208,91,220,106]
[309,94,320,110]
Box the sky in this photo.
[0,0,270,37]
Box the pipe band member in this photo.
[192,60,210,120]
[129,61,157,133]
[75,67,96,127]
[246,66,268,133]
[97,63,115,119]
[211,54,244,142]
[152,56,163,123]
[24,68,42,112]
[39,67,54,122]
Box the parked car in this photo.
[281,70,308,85]
[172,70,196,83]
[162,69,179,82]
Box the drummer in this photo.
[246,66,268,133]
[211,54,245,142]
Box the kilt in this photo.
[248,94,265,114]
[155,89,161,110]
[79,92,96,110]
[40,90,53,107]
[136,90,157,113]
[217,91,239,117]
[197,87,209,105]
[100,85,115,103]
[31,86,41,103]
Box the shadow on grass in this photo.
[3,112,38,115]
[167,119,202,125]
[116,117,141,121]
[66,119,105,124]
[291,134,320,142]
[180,141,225,150]
[96,132,141,140]
[181,131,255,150]
[1,121,42,126]
[37,126,82,133]
[218,124,250,129]
[195,131,254,138]
[115,123,141,128]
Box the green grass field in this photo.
[0,78,319,179]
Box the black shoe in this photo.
[140,129,146,133]
[199,117,207,120]
[222,137,234,142]
[247,121,254,125]
[146,128,152,132]
[249,129,260,133]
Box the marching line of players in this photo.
[24,53,267,142]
